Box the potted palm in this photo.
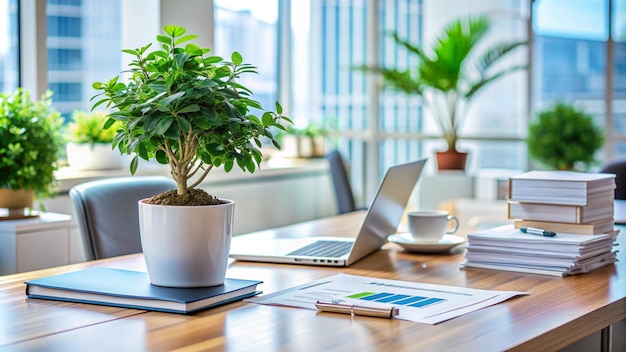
[372,15,526,171]
[92,25,291,287]
[65,110,123,170]
[0,88,64,216]
[527,102,604,171]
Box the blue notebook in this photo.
[25,267,262,314]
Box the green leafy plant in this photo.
[66,110,121,144]
[92,25,291,204]
[0,88,64,199]
[528,102,604,171]
[285,121,328,138]
[368,15,526,152]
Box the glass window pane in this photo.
[0,0,19,92]
[47,0,122,120]
[532,0,606,143]
[213,0,278,114]
[614,0,626,158]
[534,0,608,40]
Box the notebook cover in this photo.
[25,267,262,314]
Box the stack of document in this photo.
[507,170,616,235]
[462,224,618,276]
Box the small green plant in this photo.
[527,102,604,171]
[0,88,64,199]
[66,110,121,145]
[92,25,291,204]
[285,121,328,138]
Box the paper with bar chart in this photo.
[249,273,527,324]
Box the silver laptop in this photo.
[229,158,426,267]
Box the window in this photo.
[532,0,626,161]
[49,82,82,101]
[47,0,122,119]
[48,48,81,70]
[0,0,18,91]
[213,0,279,114]
[48,16,82,38]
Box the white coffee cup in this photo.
[407,210,459,242]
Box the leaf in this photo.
[103,117,117,129]
[174,52,190,69]
[164,25,186,37]
[137,142,149,160]
[130,155,139,175]
[262,112,274,127]
[155,150,169,164]
[275,101,283,114]
[205,56,223,64]
[91,99,108,109]
[177,104,200,114]
[224,159,234,172]
[164,124,180,139]
[160,91,185,107]
[231,51,243,65]
[185,43,203,56]
[175,34,198,45]
[177,117,192,132]
[154,116,175,135]
[157,35,172,45]
[248,115,261,125]
[246,156,256,173]
[207,143,225,156]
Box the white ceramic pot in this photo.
[66,142,122,170]
[138,199,234,287]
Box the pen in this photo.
[520,227,557,237]
[315,300,399,319]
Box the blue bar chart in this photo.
[347,291,445,308]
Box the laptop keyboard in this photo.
[287,240,353,258]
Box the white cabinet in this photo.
[0,212,71,275]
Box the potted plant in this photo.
[283,122,328,158]
[527,102,604,171]
[65,110,123,170]
[0,88,64,215]
[369,15,526,171]
[92,25,291,287]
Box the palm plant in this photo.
[377,15,526,153]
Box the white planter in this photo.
[138,199,234,287]
[66,142,122,170]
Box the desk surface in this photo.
[1,211,625,351]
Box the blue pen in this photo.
[520,227,557,237]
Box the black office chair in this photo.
[327,150,362,214]
[69,176,176,260]
[600,160,626,200]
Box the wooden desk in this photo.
[1,212,625,351]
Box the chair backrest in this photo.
[600,160,626,200]
[327,150,357,214]
[69,176,176,260]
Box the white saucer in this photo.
[387,233,465,253]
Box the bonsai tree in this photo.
[527,102,604,171]
[92,25,291,206]
[0,88,64,201]
[371,15,526,153]
[66,110,121,145]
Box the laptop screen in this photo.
[346,158,426,265]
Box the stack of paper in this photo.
[462,224,618,276]
[508,170,616,235]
